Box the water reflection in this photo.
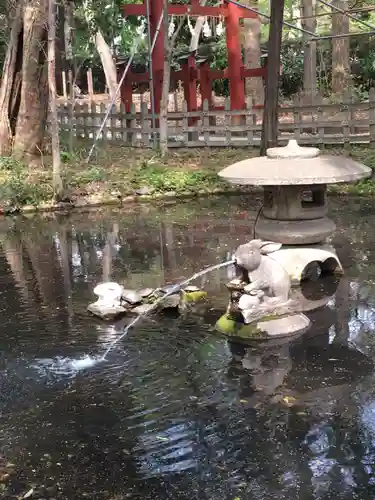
[0,196,375,498]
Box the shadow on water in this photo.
[1,196,375,498]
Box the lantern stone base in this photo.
[266,244,343,286]
[255,216,336,245]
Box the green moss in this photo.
[237,323,268,339]
[215,314,237,335]
[215,312,288,340]
[182,290,208,303]
[215,313,268,339]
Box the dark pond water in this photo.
[1,195,375,499]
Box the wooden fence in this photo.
[57,91,375,148]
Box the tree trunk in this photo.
[160,2,185,157]
[63,0,73,62]
[63,0,74,152]
[301,0,317,99]
[48,0,63,198]
[55,0,65,95]
[331,0,350,93]
[94,30,117,99]
[0,0,49,162]
[82,0,117,100]
[189,16,205,53]
[243,0,264,104]
[63,0,74,93]
[260,0,284,155]
[189,0,207,53]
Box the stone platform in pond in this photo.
[87,282,208,321]
[216,312,311,342]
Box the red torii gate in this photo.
[120,0,266,115]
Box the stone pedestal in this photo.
[216,311,311,342]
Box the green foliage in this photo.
[131,159,223,193]
[68,166,106,186]
[279,35,375,98]
[72,0,146,67]
[0,157,52,208]
[351,36,375,91]
[280,41,304,97]
[60,151,73,163]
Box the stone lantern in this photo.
[219,140,371,284]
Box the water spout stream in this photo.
[41,259,236,374]
[101,259,235,360]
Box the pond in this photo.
[1,195,375,499]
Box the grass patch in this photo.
[60,144,251,198]
[1,141,375,210]
[0,157,52,210]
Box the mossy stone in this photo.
[182,290,208,303]
[215,313,276,339]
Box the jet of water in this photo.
[39,259,236,376]
[101,259,235,360]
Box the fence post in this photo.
[81,103,89,138]
[62,71,67,101]
[292,94,302,143]
[110,103,117,141]
[68,70,73,98]
[224,98,231,146]
[369,88,375,147]
[99,102,107,144]
[202,99,210,146]
[130,103,137,146]
[140,102,150,147]
[182,100,188,146]
[125,104,134,145]
[119,103,127,143]
[87,68,94,102]
[245,98,254,146]
[342,88,352,149]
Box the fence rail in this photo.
[57,91,375,148]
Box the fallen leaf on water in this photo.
[156,436,169,442]
[23,489,34,499]
[239,399,248,404]
[282,396,297,406]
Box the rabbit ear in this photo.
[259,241,282,254]
[249,239,263,249]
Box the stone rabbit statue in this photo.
[233,239,292,314]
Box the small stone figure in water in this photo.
[94,282,124,307]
